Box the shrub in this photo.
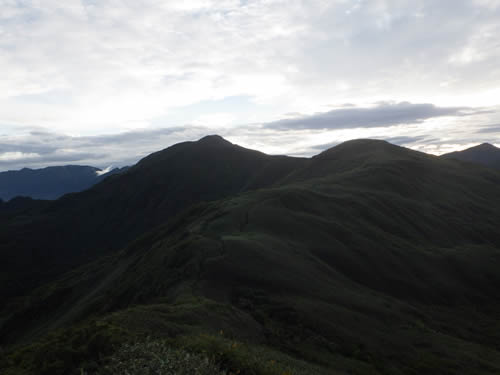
[97,339,224,375]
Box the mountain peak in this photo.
[197,134,232,145]
[334,138,390,149]
[476,142,498,150]
[315,138,408,160]
[441,142,500,169]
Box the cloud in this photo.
[0,152,39,162]
[0,150,104,169]
[96,166,113,176]
[378,135,434,145]
[1,0,500,136]
[264,102,476,130]
[477,124,500,134]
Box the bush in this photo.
[97,339,224,375]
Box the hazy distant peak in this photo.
[0,165,104,201]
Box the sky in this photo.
[1,0,500,171]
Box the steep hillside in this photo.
[2,139,500,375]
[442,143,500,169]
[0,136,306,300]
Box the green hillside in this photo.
[2,138,500,374]
[0,135,305,300]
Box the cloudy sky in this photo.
[1,0,500,171]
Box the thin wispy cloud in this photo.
[477,124,500,133]
[265,102,481,130]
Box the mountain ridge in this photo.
[2,136,500,375]
[0,136,307,300]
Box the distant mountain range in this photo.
[0,165,127,201]
[441,142,500,169]
[2,136,500,375]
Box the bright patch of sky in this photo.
[0,0,499,170]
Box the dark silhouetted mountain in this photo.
[2,137,500,375]
[0,165,127,201]
[441,142,500,169]
[0,196,49,215]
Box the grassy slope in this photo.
[3,140,500,374]
[0,135,306,301]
